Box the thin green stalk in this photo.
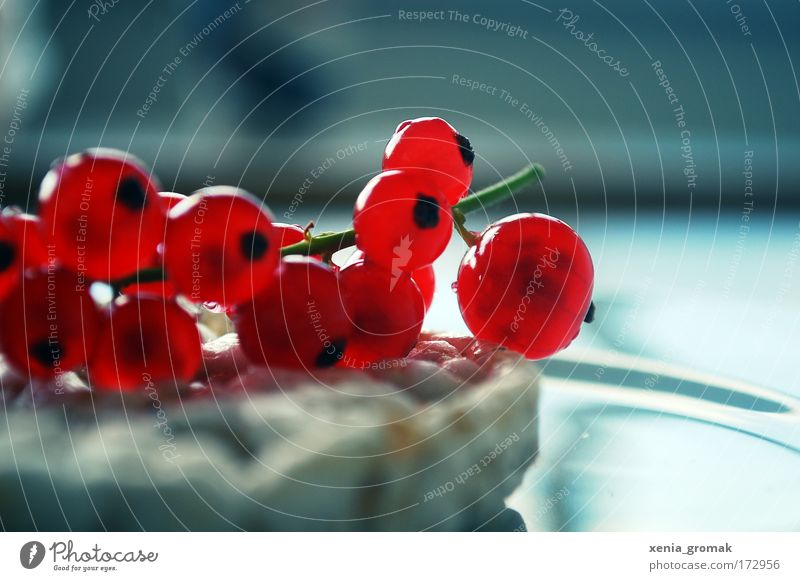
[452,163,544,215]
[281,163,544,256]
[111,163,545,289]
[281,229,356,257]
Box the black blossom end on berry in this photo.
[583,301,595,324]
[0,241,15,271]
[315,338,347,368]
[455,133,475,167]
[30,339,62,368]
[116,177,148,210]
[413,194,440,229]
[240,230,269,261]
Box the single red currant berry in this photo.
[0,216,23,301]
[234,257,351,369]
[273,223,306,248]
[162,187,279,306]
[341,249,436,312]
[3,211,50,271]
[353,170,452,273]
[38,148,167,280]
[382,117,474,205]
[457,213,594,360]
[0,267,101,379]
[412,265,436,312]
[338,259,425,366]
[88,295,202,391]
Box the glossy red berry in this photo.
[353,170,452,273]
[162,187,279,306]
[89,295,202,391]
[0,267,101,379]
[344,248,436,312]
[234,257,351,369]
[382,117,474,205]
[38,148,167,280]
[0,216,23,301]
[3,211,50,271]
[273,223,306,248]
[338,259,425,366]
[457,213,593,360]
[412,265,436,312]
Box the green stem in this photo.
[112,163,545,289]
[281,162,544,256]
[452,163,545,215]
[451,207,478,246]
[281,229,356,257]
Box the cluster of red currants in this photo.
[0,116,594,392]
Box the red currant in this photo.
[412,265,436,312]
[344,248,435,312]
[38,148,167,280]
[234,256,351,369]
[457,213,593,359]
[0,267,101,379]
[162,187,279,306]
[353,170,452,273]
[338,259,425,366]
[273,223,306,247]
[0,216,23,301]
[382,117,474,205]
[3,211,50,271]
[88,295,202,391]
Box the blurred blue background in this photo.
[1,0,797,209]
